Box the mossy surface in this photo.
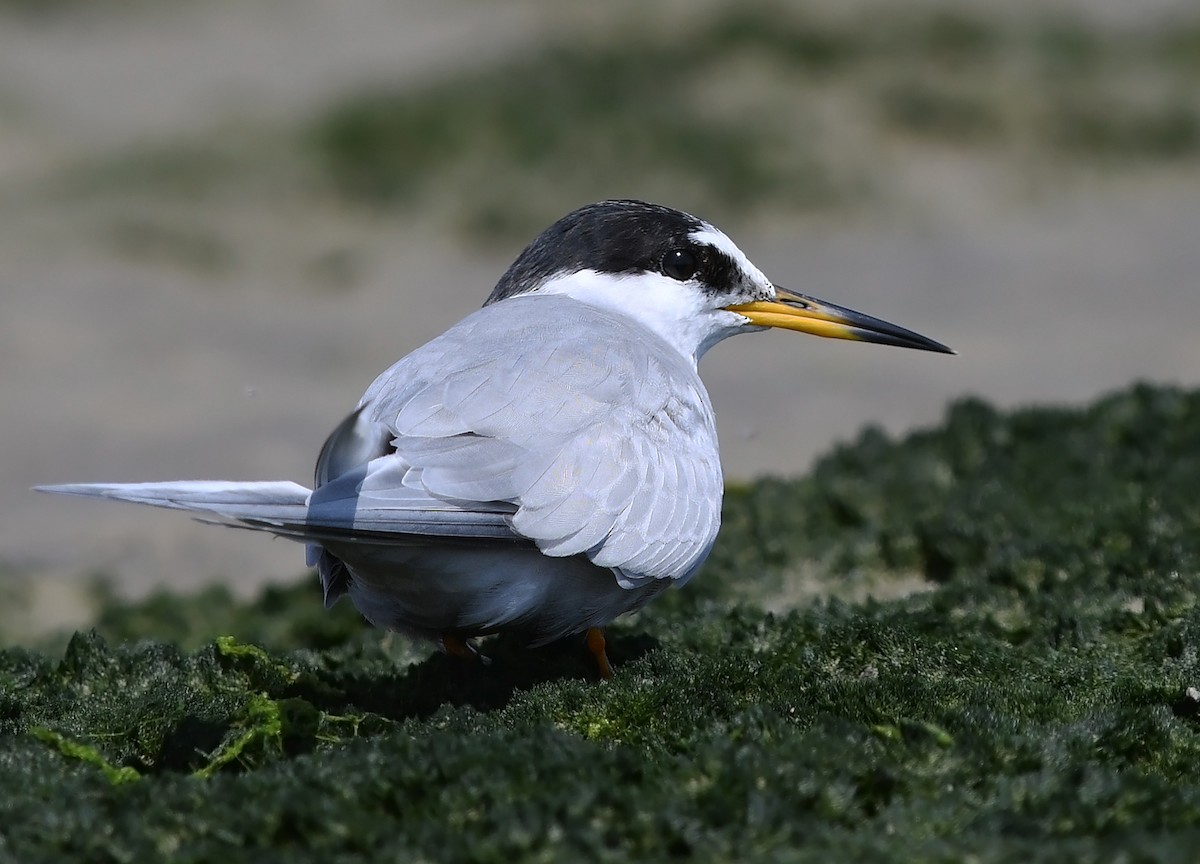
[3,382,1200,861]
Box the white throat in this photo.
[535,269,747,366]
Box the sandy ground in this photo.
[2,0,1198,633]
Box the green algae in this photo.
[30,727,141,786]
[2,382,1199,861]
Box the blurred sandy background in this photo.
[3,0,1198,634]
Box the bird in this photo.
[38,200,952,677]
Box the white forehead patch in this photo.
[688,224,772,292]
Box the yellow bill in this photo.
[726,286,954,354]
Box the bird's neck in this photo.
[535,269,743,367]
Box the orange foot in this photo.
[441,633,491,665]
[586,627,614,680]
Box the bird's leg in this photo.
[441,633,490,665]
[586,627,614,680]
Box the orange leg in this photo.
[586,627,614,680]
[441,633,487,664]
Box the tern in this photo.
[39,200,951,677]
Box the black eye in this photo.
[661,248,698,281]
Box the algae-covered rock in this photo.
[2,383,1198,862]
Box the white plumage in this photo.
[311,293,724,644]
[39,200,951,674]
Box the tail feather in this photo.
[35,480,525,546]
[36,481,312,526]
[38,478,532,612]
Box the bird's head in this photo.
[486,200,953,363]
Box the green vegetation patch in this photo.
[307,5,1200,240]
[49,5,1200,247]
[3,382,1200,861]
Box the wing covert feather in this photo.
[346,295,723,582]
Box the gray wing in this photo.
[319,295,723,585]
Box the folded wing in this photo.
[343,295,724,585]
